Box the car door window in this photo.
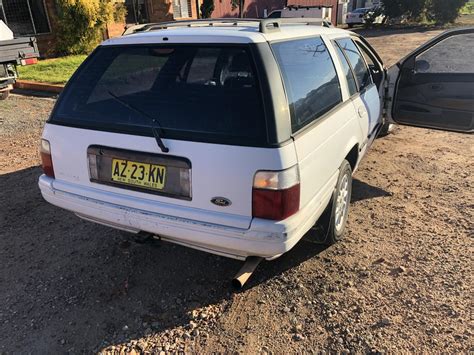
[337,38,372,91]
[415,34,474,73]
[392,30,474,133]
[355,41,375,67]
[272,37,342,132]
[354,40,384,89]
[334,44,358,96]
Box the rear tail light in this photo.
[40,139,55,178]
[252,166,300,221]
[20,58,38,66]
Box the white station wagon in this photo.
[39,19,473,263]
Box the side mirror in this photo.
[415,59,430,73]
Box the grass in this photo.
[461,3,474,15]
[460,0,474,14]
[17,55,87,84]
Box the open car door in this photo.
[386,27,474,133]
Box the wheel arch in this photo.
[344,143,359,172]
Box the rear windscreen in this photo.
[51,45,267,145]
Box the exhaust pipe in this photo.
[232,256,263,289]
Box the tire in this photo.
[0,90,10,100]
[325,160,353,245]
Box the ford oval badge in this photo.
[211,197,232,207]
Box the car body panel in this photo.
[41,123,298,230]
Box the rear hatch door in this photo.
[46,42,295,229]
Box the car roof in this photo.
[103,22,350,46]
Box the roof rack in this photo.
[122,18,333,36]
[261,18,333,32]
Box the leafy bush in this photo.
[382,0,468,24]
[460,1,474,15]
[114,2,128,22]
[382,0,427,20]
[56,0,125,55]
[428,0,469,23]
[200,0,214,18]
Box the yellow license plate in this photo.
[111,159,166,190]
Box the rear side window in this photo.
[51,45,266,146]
[272,37,342,132]
[334,44,358,96]
[356,41,377,68]
[337,38,372,91]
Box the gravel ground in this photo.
[0,28,473,353]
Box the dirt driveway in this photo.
[0,28,473,353]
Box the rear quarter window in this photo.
[337,38,372,91]
[271,37,342,132]
[334,44,358,96]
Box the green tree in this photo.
[382,0,468,24]
[428,0,468,23]
[56,0,125,55]
[200,0,214,18]
[382,0,427,20]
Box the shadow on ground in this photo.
[0,167,386,352]
[351,178,392,203]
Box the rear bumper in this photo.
[39,175,319,260]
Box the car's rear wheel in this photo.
[326,160,352,245]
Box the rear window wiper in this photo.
[107,90,169,153]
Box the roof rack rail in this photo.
[123,19,261,35]
[259,18,332,33]
[122,17,333,36]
